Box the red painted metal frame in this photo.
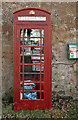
[13,8,52,110]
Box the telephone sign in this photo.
[68,44,78,59]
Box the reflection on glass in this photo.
[24,29,27,37]
[24,74,40,82]
[20,82,23,90]
[20,47,23,55]
[20,38,23,45]
[24,65,40,73]
[20,65,23,72]
[24,29,40,37]
[42,29,44,37]
[41,65,44,72]
[20,92,23,100]
[31,47,40,55]
[20,92,41,100]
[20,56,23,63]
[24,65,44,72]
[20,82,40,90]
[24,38,40,46]
[31,56,40,60]
[42,38,44,46]
[20,29,23,37]
[24,56,43,64]
[24,47,31,55]
[41,47,44,55]
[41,57,44,64]
[32,65,40,72]
[24,47,40,55]
[24,92,40,99]
[20,81,36,90]
[32,60,40,64]
[31,56,44,64]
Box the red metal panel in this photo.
[13,8,52,110]
[13,25,20,109]
[13,8,51,15]
[13,8,51,26]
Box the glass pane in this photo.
[24,29,40,37]
[41,92,44,99]
[31,56,44,64]
[31,56,40,60]
[20,56,23,63]
[24,92,40,100]
[25,56,41,64]
[32,60,40,64]
[20,65,23,72]
[24,47,31,55]
[31,47,40,55]
[20,74,23,81]
[41,47,44,55]
[41,56,44,64]
[24,65,40,73]
[20,38,23,45]
[24,74,40,82]
[24,65,32,72]
[20,47,23,55]
[24,38,40,46]
[24,82,36,90]
[24,56,32,64]
[24,29,27,37]
[41,65,44,72]
[42,38,44,46]
[32,65,40,72]
[42,29,44,37]
[20,92,23,100]
[20,29,23,37]
[20,82,23,90]
[20,82,40,90]
[24,47,40,55]
[20,82,35,90]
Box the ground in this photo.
[2,95,78,119]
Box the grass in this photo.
[2,96,78,119]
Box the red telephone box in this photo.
[13,8,52,110]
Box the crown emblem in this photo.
[29,10,35,15]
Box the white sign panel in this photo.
[18,16,46,21]
[69,45,78,58]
